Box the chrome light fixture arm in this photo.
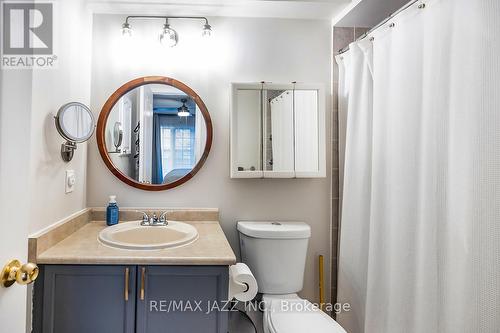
[124,15,209,25]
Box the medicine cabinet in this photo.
[230,83,326,178]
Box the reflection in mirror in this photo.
[265,90,294,172]
[234,90,262,172]
[113,122,123,152]
[105,84,207,185]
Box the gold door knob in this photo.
[1,260,39,288]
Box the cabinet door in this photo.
[294,88,325,177]
[263,88,296,178]
[231,83,326,179]
[39,265,136,333]
[136,266,229,333]
[231,84,264,178]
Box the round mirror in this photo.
[55,102,95,143]
[97,76,213,191]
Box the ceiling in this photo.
[333,0,410,27]
[153,94,196,115]
[88,0,352,20]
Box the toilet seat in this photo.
[263,295,346,333]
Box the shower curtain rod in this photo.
[337,0,422,54]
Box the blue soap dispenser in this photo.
[106,195,119,226]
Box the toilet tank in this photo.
[237,221,311,294]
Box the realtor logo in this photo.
[1,2,56,68]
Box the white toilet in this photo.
[237,221,346,333]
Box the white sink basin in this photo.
[98,221,199,250]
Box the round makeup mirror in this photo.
[55,102,95,162]
[96,76,213,191]
[113,122,123,152]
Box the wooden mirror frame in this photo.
[96,76,213,191]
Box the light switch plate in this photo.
[65,170,76,193]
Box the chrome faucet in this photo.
[138,211,169,226]
[158,211,169,225]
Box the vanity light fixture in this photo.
[120,15,212,47]
[177,99,190,117]
[121,22,132,38]
[202,23,212,38]
[159,21,178,47]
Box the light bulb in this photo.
[159,23,178,47]
[121,22,132,38]
[202,23,212,38]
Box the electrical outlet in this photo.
[65,170,76,193]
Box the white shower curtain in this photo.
[337,1,500,332]
[335,39,373,333]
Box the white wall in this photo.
[0,0,92,329]
[87,15,332,302]
[28,0,93,233]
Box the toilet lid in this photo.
[267,299,346,333]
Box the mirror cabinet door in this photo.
[231,83,325,179]
[231,89,263,177]
[263,89,295,178]
[294,89,319,175]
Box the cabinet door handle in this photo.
[124,267,129,301]
[140,267,146,300]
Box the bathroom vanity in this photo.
[33,265,228,333]
[29,209,236,333]
[28,78,237,333]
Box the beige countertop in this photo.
[34,215,236,265]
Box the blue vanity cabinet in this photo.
[37,265,137,333]
[136,265,229,333]
[33,265,229,333]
